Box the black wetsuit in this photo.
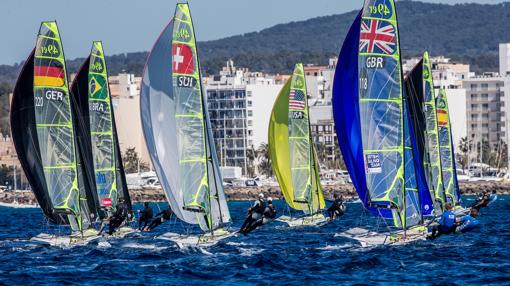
[240,199,265,234]
[147,208,173,231]
[327,198,345,219]
[108,202,129,235]
[244,203,277,234]
[472,195,490,211]
[138,205,153,230]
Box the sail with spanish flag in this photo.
[436,88,461,205]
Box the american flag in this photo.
[289,89,305,110]
[359,19,396,55]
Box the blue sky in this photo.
[1,0,504,64]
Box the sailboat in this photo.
[332,0,429,246]
[404,52,446,215]
[268,63,327,227]
[140,3,232,247]
[70,41,135,235]
[436,88,463,208]
[10,21,98,246]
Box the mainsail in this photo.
[269,63,325,214]
[436,88,461,205]
[71,41,132,216]
[332,0,422,229]
[404,52,445,213]
[11,21,93,231]
[140,3,230,232]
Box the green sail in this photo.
[436,88,460,205]
[270,64,325,214]
[88,41,118,209]
[33,21,90,231]
[422,52,446,209]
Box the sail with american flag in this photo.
[269,63,325,216]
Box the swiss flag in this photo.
[172,44,194,74]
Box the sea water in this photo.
[0,196,508,285]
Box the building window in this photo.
[247,110,253,116]
[247,91,252,97]
[470,84,477,91]
[247,100,252,107]
[481,83,489,90]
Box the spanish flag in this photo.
[437,109,448,126]
[34,65,65,87]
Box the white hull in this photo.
[30,226,136,247]
[158,228,235,248]
[276,213,330,227]
[335,226,428,247]
[0,201,38,208]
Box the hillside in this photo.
[1,1,510,86]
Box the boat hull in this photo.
[276,213,330,227]
[336,225,428,247]
[157,228,234,248]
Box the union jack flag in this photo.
[289,89,305,110]
[359,19,396,55]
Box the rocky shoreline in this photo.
[1,181,509,206]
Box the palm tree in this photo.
[257,143,272,177]
[246,145,257,177]
[458,137,469,171]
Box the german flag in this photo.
[437,109,448,126]
[34,65,65,87]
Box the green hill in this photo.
[2,1,509,87]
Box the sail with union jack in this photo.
[359,19,396,55]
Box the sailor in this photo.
[108,198,129,235]
[427,203,459,240]
[240,193,266,234]
[146,207,173,231]
[243,197,277,234]
[457,208,480,233]
[138,202,153,231]
[472,191,496,211]
[327,194,346,220]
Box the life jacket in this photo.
[253,199,266,214]
[264,205,276,219]
[439,210,456,231]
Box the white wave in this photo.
[97,241,111,248]
[316,243,354,251]
[121,242,168,251]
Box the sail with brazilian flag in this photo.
[436,88,461,205]
[70,41,132,218]
[140,3,232,244]
[10,21,95,232]
[268,63,326,225]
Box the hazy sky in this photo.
[1,0,504,64]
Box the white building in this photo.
[499,43,510,77]
[109,73,150,167]
[205,61,282,175]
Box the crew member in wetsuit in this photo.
[108,198,130,235]
[146,207,173,231]
[244,197,277,234]
[240,193,266,234]
[327,194,346,220]
[472,190,496,211]
[427,203,459,240]
[457,208,480,233]
[138,202,153,231]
